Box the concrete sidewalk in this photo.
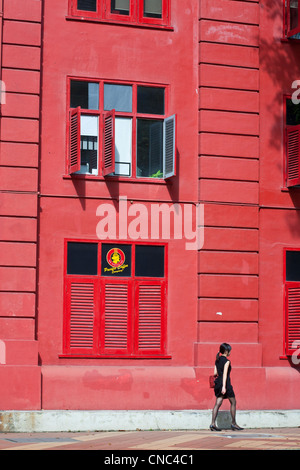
[0,428,299,451]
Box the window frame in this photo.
[68,0,171,28]
[62,239,169,359]
[70,0,102,19]
[104,0,136,23]
[66,77,176,181]
[283,248,300,357]
[283,95,300,187]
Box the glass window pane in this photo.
[79,115,98,175]
[144,0,162,18]
[77,0,97,11]
[286,98,300,126]
[67,242,98,275]
[290,0,299,30]
[111,0,130,15]
[286,251,300,281]
[137,119,163,178]
[104,84,132,112]
[137,86,165,115]
[135,245,164,277]
[70,81,99,110]
[101,244,132,276]
[115,118,132,176]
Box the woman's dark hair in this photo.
[216,343,232,362]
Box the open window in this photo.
[284,249,300,356]
[63,241,167,358]
[67,78,176,180]
[284,97,300,187]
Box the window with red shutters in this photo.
[284,250,300,357]
[64,277,100,355]
[285,284,300,355]
[284,97,300,187]
[286,125,300,186]
[68,78,176,180]
[63,241,167,358]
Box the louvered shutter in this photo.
[102,109,115,176]
[286,125,300,186]
[64,278,99,355]
[135,280,166,356]
[163,114,176,179]
[102,280,131,355]
[69,107,81,174]
[285,284,300,356]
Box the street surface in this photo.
[0,428,299,452]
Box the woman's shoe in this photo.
[231,424,244,431]
[210,424,221,432]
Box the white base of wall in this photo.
[0,410,299,433]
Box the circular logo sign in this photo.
[106,248,126,269]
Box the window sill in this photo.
[59,354,172,359]
[281,37,300,43]
[63,174,172,184]
[66,15,174,31]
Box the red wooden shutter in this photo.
[64,278,99,355]
[163,114,176,179]
[101,280,131,355]
[287,0,300,37]
[69,106,81,174]
[285,284,300,356]
[135,280,166,356]
[286,125,300,187]
[102,109,115,176]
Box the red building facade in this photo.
[0,0,300,412]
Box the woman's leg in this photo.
[228,396,243,429]
[211,396,223,426]
[228,396,237,424]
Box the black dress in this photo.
[214,355,235,399]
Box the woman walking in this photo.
[210,343,243,431]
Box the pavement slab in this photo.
[0,428,299,453]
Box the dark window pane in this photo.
[67,242,98,275]
[137,119,163,178]
[290,0,299,30]
[144,0,162,18]
[135,245,164,277]
[70,81,99,110]
[111,0,130,15]
[101,244,131,276]
[286,250,300,281]
[77,0,97,11]
[286,98,300,126]
[137,86,165,115]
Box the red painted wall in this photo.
[0,0,299,412]
[0,0,41,409]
